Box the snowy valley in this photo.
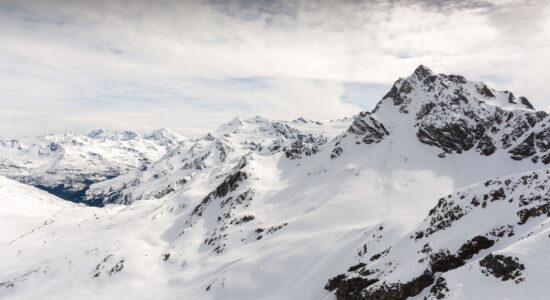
[1,66,549,300]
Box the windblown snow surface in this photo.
[1,66,549,300]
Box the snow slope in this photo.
[1,66,549,300]
[0,176,78,246]
[327,169,550,300]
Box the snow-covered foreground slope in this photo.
[2,159,549,299]
[1,66,549,299]
[0,151,456,299]
[0,176,80,246]
[327,169,550,300]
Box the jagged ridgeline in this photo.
[1,66,549,300]
[332,65,548,162]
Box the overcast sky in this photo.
[0,0,549,138]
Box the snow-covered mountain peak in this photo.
[215,117,245,134]
[292,116,309,124]
[411,64,436,81]
[375,65,534,118]
[213,116,322,144]
[145,127,173,137]
[215,115,296,136]
[333,66,549,164]
[87,129,139,141]
[144,127,185,146]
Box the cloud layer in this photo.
[0,0,549,137]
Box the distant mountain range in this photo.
[1,66,548,300]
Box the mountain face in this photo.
[1,66,549,300]
[0,128,184,205]
[333,65,548,163]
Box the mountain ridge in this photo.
[0,128,186,205]
[333,65,547,162]
[1,65,549,299]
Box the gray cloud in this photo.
[0,0,549,137]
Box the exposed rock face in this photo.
[383,78,414,108]
[456,236,495,260]
[284,135,326,160]
[192,169,248,217]
[184,162,256,254]
[370,65,550,160]
[327,270,434,300]
[479,254,525,283]
[360,271,435,300]
[326,169,549,299]
[413,81,545,158]
[347,113,390,144]
[416,118,477,155]
[425,277,450,300]
[519,96,534,110]
[332,277,380,300]
[331,65,549,163]
[504,111,549,161]
[331,113,389,158]
[328,236,496,299]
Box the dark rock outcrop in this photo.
[479,254,525,283]
[192,170,248,217]
[360,271,435,300]
[370,65,549,161]
[331,113,389,159]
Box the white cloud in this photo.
[0,0,549,137]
